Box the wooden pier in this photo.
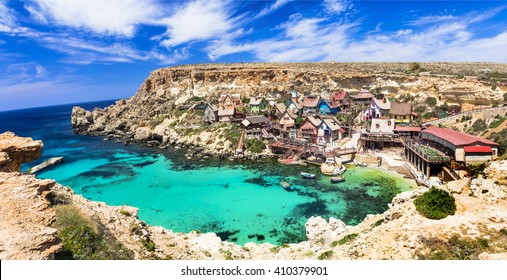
[269,140,357,160]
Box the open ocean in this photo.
[0,100,417,245]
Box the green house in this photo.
[249,97,267,113]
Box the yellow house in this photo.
[390,102,412,124]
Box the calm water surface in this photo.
[0,101,417,245]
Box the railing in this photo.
[404,140,450,163]
[360,135,402,142]
[423,105,507,125]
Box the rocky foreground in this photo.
[1,131,507,260]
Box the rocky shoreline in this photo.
[2,131,507,260]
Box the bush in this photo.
[467,162,487,178]
[408,62,421,72]
[488,128,507,156]
[245,138,266,154]
[426,97,437,107]
[471,119,487,132]
[414,187,456,220]
[504,92,507,102]
[336,233,359,245]
[119,209,131,216]
[54,205,134,260]
[317,250,334,260]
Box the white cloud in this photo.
[208,6,507,63]
[157,0,241,47]
[0,0,17,32]
[323,0,349,14]
[254,0,293,19]
[24,4,48,24]
[27,0,160,36]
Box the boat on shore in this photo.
[330,176,345,183]
[280,180,292,191]
[300,171,316,179]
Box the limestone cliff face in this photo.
[71,63,506,153]
[0,132,61,260]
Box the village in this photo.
[200,86,500,187]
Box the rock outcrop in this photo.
[0,132,42,172]
[0,132,61,260]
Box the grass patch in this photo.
[141,238,156,252]
[414,187,456,220]
[245,138,266,154]
[416,235,492,260]
[119,209,131,216]
[372,219,385,228]
[337,233,359,245]
[53,205,134,260]
[317,250,334,260]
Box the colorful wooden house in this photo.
[302,95,321,115]
[317,116,345,147]
[319,98,340,115]
[287,98,303,116]
[218,94,243,122]
[330,91,351,109]
[364,97,391,120]
[351,86,373,106]
[249,97,267,114]
[298,116,322,143]
[203,103,218,123]
[278,110,298,139]
[390,102,413,124]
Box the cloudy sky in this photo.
[1,0,507,111]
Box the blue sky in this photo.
[1,0,507,111]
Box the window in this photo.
[376,123,380,129]
[387,120,391,126]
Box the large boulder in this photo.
[0,132,42,172]
[71,106,93,133]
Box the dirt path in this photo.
[483,119,507,138]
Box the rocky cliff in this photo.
[71,63,506,154]
[0,132,61,259]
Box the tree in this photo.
[414,187,456,220]
[426,96,437,107]
[408,62,421,72]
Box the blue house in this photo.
[318,98,340,115]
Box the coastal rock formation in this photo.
[71,63,506,156]
[0,132,61,260]
[0,132,43,172]
[2,130,507,260]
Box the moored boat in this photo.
[354,160,367,167]
[280,180,292,191]
[300,171,316,179]
[330,176,345,183]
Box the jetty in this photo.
[269,140,357,162]
[29,157,63,174]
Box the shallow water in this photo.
[0,101,417,245]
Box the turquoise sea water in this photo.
[0,101,417,245]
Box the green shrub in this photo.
[408,62,421,72]
[317,250,334,260]
[417,235,491,260]
[504,92,507,102]
[188,96,205,102]
[54,204,134,260]
[141,238,156,252]
[337,233,359,245]
[245,138,266,154]
[467,162,487,178]
[372,219,384,228]
[414,187,456,220]
[471,119,487,132]
[488,128,507,156]
[426,97,437,107]
[119,209,131,216]
[489,117,506,129]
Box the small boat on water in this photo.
[301,172,316,179]
[330,176,345,183]
[354,160,367,167]
[280,180,292,191]
[333,165,346,175]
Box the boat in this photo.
[280,180,292,191]
[330,176,345,183]
[300,171,316,179]
[333,165,346,175]
[354,160,367,167]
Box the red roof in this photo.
[422,126,498,147]
[394,126,421,132]
[302,96,321,107]
[464,146,493,153]
[331,91,347,101]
